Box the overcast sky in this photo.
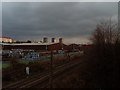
[2,2,118,44]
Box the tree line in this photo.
[89,19,120,88]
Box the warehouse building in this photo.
[0,37,13,43]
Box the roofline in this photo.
[0,36,13,39]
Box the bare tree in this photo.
[89,19,120,88]
[91,19,118,45]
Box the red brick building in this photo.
[68,44,81,51]
[48,43,68,51]
[2,43,68,51]
[2,42,85,52]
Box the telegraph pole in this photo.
[49,50,53,88]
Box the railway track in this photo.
[3,59,83,89]
[33,60,84,88]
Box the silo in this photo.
[59,38,63,43]
[43,37,48,43]
[51,38,55,43]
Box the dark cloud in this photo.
[0,2,2,36]
[2,2,118,43]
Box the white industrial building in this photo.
[0,37,13,43]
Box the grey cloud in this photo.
[0,2,2,36]
[2,2,118,42]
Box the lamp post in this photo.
[49,50,53,88]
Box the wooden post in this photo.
[49,50,53,88]
[68,52,70,61]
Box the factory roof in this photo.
[0,36,13,39]
[1,42,63,46]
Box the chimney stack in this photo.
[59,38,63,43]
[43,37,48,43]
[51,38,55,43]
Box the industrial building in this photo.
[1,37,83,54]
[2,37,67,51]
[2,42,69,51]
[0,37,13,43]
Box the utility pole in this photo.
[49,50,53,88]
[46,44,47,51]
[67,52,70,62]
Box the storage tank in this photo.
[51,38,55,43]
[43,37,48,43]
[59,38,63,43]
